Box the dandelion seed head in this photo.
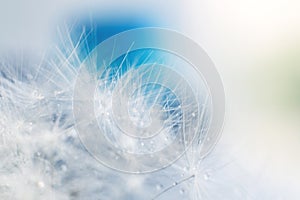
[0,16,226,199]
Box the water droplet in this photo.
[204,173,210,180]
[180,189,185,194]
[37,181,45,188]
[61,164,68,172]
[156,184,163,190]
[32,90,44,100]
[32,90,38,96]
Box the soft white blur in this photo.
[180,0,300,198]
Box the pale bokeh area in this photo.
[180,0,300,198]
[0,0,299,199]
